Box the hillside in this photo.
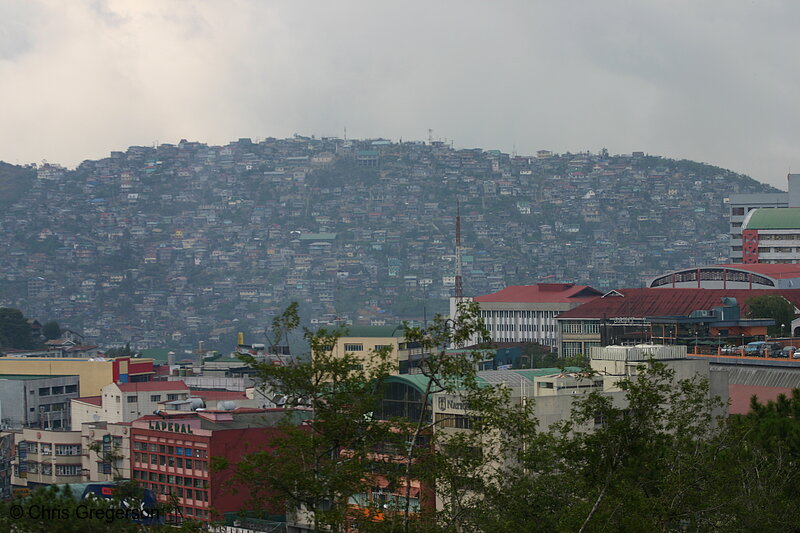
[0,162,35,209]
[0,138,778,349]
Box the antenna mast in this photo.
[455,201,463,301]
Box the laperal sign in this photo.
[148,421,194,434]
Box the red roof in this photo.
[117,380,188,392]
[728,384,795,415]
[190,390,247,401]
[73,396,102,406]
[715,263,800,280]
[475,283,603,303]
[557,288,800,319]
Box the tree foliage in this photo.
[227,304,800,533]
[746,294,796,336]
[0,307,36,349]
[42,320,61,340]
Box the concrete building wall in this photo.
[0,359,113,397]
[0,376,79,430]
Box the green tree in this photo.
[224,304,399,532]
[746,294,795,336]
[0,307,36,349]
[42,320,61,340]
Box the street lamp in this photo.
[782,324,786,338]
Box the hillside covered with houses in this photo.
[0,137,776,350]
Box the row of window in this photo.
[132,469,208,489]
[434,413,477,430]
[138,482,209,503]
[758,233,800,241]
[494,337,557,345]
[562,341,600,357]
[481,310,558,319]
[489,324,556,332]
[132,442,207,458]
[125,393,184,403]
[561,321,601,334]
[37,402,67,413]
[37,385,78,396]
[341,343,392,352]
[26,462,81,476]
[135,452,208,472]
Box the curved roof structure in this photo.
[649,264,800,290]
[384,367,583,397]
[743,207,800,230]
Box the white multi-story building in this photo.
[452,283,602,349]
[729,173,800,263]
[740,207,800,264]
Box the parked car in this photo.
[745,341,766,356]
[765,342,783,357]
[781,346,796,358]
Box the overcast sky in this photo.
[1,1,798,188]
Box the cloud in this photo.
[0,0,798,188]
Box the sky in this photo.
[1,0,799,188]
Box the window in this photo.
[344,343,363,351]
[65,385,77,394]
[167,394,181,401]
[38,388,50,396]
[55,444,81,456]
[150,395,161,402]
[127,396,138,403]
[51,386,64,395]
[40,444,52,456]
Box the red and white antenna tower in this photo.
[455,201,463,301]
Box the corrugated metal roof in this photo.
[724,366,800,388]
[559,288,800,319]
[475,283,602,303]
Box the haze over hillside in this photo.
[0,137,778,350]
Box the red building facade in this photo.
[130,409,289,523]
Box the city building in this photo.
[0,356,155,396]
[729,173,800,262]
[649,263,800,289]
[0,375,80,430]
[740,207,800,264]
[130,409,304,523]
[556,288,800,356]
[10,428,83,489]
[459,283,603,348]
[7,421,131,489]
[323,325,426,374]
[72,381,190,427]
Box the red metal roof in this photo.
[715,263,800,280]
[117,380,188,392]
[73,395,102,406]
[557,288,800,319]
[190,390,247,401]
[475,283,603,303]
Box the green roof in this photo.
[342,325,405,338]
[744,207,800,230]
[0,374,74,381]
[298,233,337,241]
[141,348,172,363]
[384,367,582,397]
